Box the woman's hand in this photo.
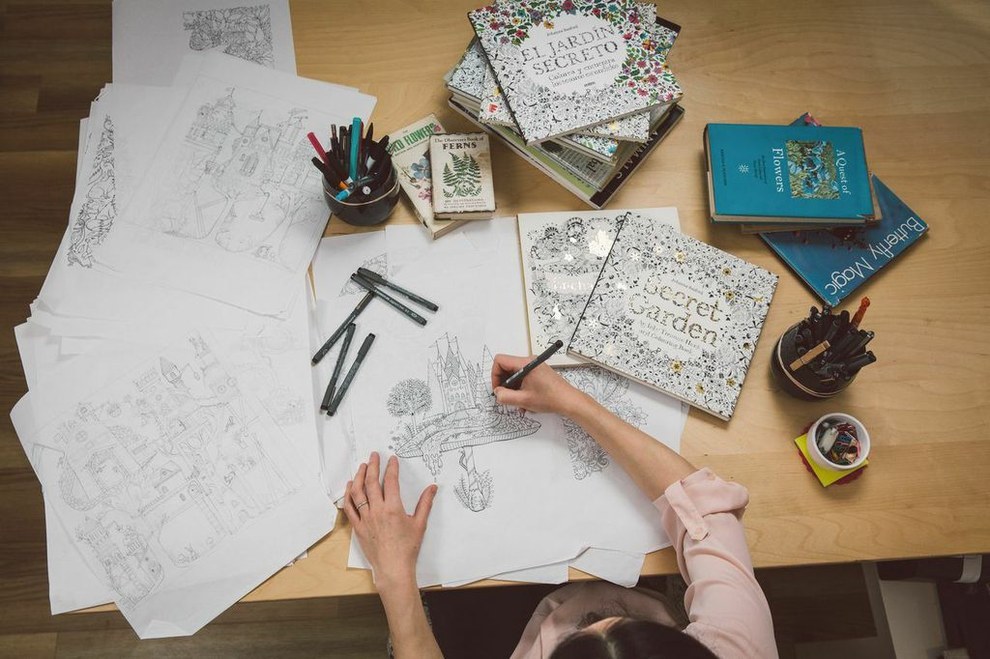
[344,452,438,589]
[490,353,589,416]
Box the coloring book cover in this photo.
[569,220,778,420]
[468,0,679,144]
[518,208,680,367]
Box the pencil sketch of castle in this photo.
[560,367,646,480]
[387,334,540,512]
[67,116,116,268]
[143,88,326,272]
[49,333,296,608]
[183,4,276,68]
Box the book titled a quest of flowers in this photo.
[568,217,778,420]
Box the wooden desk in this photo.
[3,0,989,608]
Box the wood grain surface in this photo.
[2,0,988,638]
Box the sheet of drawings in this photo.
[97,56,375,317]
[518,208,681,367]
[18,330,331,638]
[113,0,297,85]
[337,220,687,587]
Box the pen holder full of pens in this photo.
[770,321,857,400]
[323,166,400,227]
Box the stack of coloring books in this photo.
[445,0,685,209]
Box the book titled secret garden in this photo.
[569,219,778,420]
[468,0,677,144]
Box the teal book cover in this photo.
[706,123,873,222]
[760,174,929,305]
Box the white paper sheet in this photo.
[112,0,297,85]
[17,330,332,638]
[343,220,688,587]
[570,548,646,588]
[98,55,375,316]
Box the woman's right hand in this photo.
[490,353,589,416]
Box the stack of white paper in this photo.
[10,4,378,638]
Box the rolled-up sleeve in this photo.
[655,468,778,659]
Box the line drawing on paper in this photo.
[338,253,387,297]
[48,333,297,608]
[387,334,539,512]
[183,4,276,68]
[222,321,306,427]
[67,116,117,268]
[560,367,646,480]
[144,89,325,271]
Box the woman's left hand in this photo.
[344,451,438,589]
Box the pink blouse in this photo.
[509,468,778,659]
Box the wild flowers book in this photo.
[569,220,778,420]
[388,115,464,239]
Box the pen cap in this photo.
[806,412,871,471]
[322,165,400,227]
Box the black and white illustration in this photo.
[569,220,778,420]
[560,367,646,480]
[183,4,276,68]
[41,332,298,608]
[388,335,540,512]
[67,116,116,268]
[139,88,323,272]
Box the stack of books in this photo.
[445,0,685,209]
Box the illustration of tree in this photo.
[441,153,482,198]
[386,378,432,434]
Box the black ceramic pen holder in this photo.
[323,165,400,227]
[770,322,857,400]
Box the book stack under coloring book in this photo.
[445,0,685,209]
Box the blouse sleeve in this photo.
[654,468,778,659]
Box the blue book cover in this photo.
[705,123,874,222]
[760,174,929,305]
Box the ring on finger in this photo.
[355,500,369,510]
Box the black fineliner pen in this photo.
[312,292,374,364]
[498,340,565,391]
[356,267,439,312]
[844,350,876,374]
[838,330,875,361]
[350,273,427,326]
[321,323,356,410]
[328,333,376,416]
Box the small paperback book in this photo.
[430,132,496,220]
[761,174,929,305]
[705,123,875,225]
[569,220,778,420]
[518,207,680,367]
[387,115,465,239]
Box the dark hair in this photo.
[549,618,719,659]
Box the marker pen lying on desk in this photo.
[312,292,374,364]
[356,267,439,312]
[321,323,356,410]
[328,333,376,417]
[497,340,565,392]
[350,273,427,326]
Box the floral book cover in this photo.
[518,208,679,367]
[429,132,496,219]
[569,220,778,420]
[468,0,679,144]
